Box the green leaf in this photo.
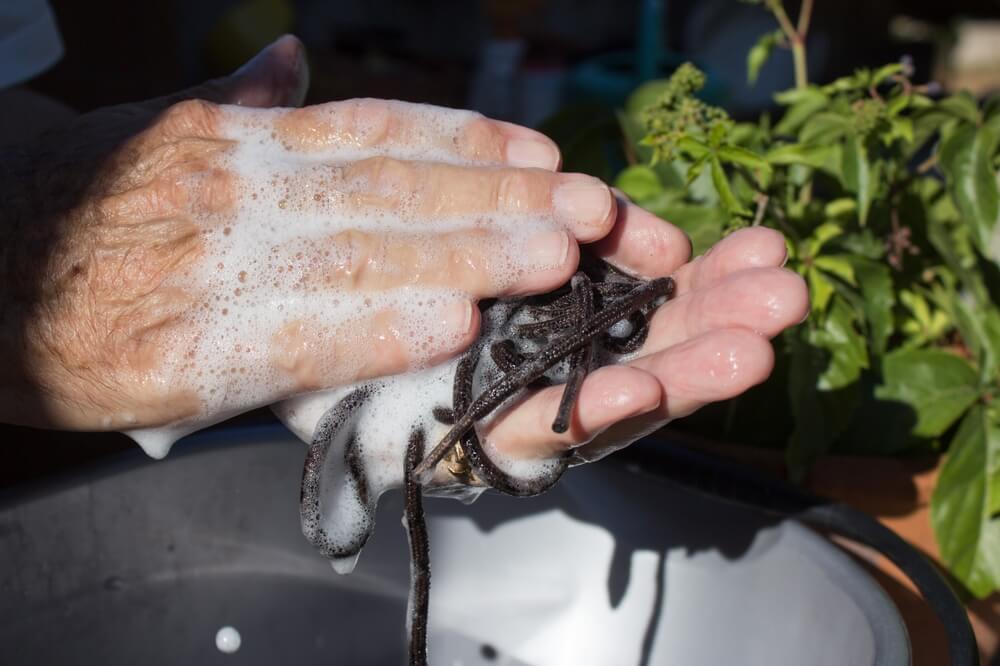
[872,63,904,86]
[886,93,911,118]
[813,222,845,245]
[842,134,874,225]
[882,117,914,146]
[678,136,712,159]
[716,144,772,176]
[938,91,982,125]
[747,30,783,85]
[801,112,850,145]
[811,298,869,390]
[931,405,1000,598]
[985,93,1000,122]
[624,79,673,116]
[851,257,894,355]
[806,222,844,256]
[814,255,857,285]
[900,290,934,330]
[939,124,1000,264]
[808,267,835,314]
[785,327,861,476]
[926,215,989,304]
[837,229,885,260]
[907,109,953,161]
[952,298,1000,384]
[901,307,951,348]
[685,154,710,187]
[643,194,725,256]
[709,156,751,217]
[708,122,728,148]
[824,198,857,218]
[823,71,868,95]
[614,165,663,202]
[774,88,829,136]
[765,143,838,170]
[875,349,980,438]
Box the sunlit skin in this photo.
[0,36,808,462]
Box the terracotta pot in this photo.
[672,433,999,666]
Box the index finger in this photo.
[220,99,562,170]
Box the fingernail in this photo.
[506,138,559,169]
[440,300,474,334]
[526,231,571,267]
[553,175,612,228]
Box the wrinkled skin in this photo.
[0,36,808,462]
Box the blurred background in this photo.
[24,0,1000,122]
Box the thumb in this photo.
[221,34,311,108]
[156,35,310,111]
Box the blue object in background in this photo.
[568,0,726,108]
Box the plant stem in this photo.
[792,43,808,90]
[752,192,770,226]
[797,0,814,39]
[766,0,811,89]
[916,153,939,175]
[767,0,798,44]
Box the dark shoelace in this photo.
[301,262,675,665]
[404,268,674,663]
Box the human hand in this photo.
[479,217,809,463]
[0,37,619,450]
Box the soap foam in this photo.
[220,101,489,166]
[291,294,595,558]
[122,101,562,457]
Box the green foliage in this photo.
[939,124,1000,264]
[875,349,979,438]
[604,11,1000,597]
[747,30,784,85]
[931,405,1000,597]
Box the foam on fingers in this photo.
[121,105,587,455]
[221,100,492,166]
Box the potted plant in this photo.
[545,0,1000,654]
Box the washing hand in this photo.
[0,36,807,461]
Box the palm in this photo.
[483,215,808,462]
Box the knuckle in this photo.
[444,245,489,294]
[187,168,237,214]
[329,229,374,289]
[461,115,506,162]
[160,99,221,138]
[156,177,191,212]
[494,169,538,212]
[637,224,682,271]
[345,98,396,147]
[348,155,410,190]
[344,156,415,211]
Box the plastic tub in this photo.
[0,426,909,665]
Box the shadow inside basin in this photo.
[0,426,909,666]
